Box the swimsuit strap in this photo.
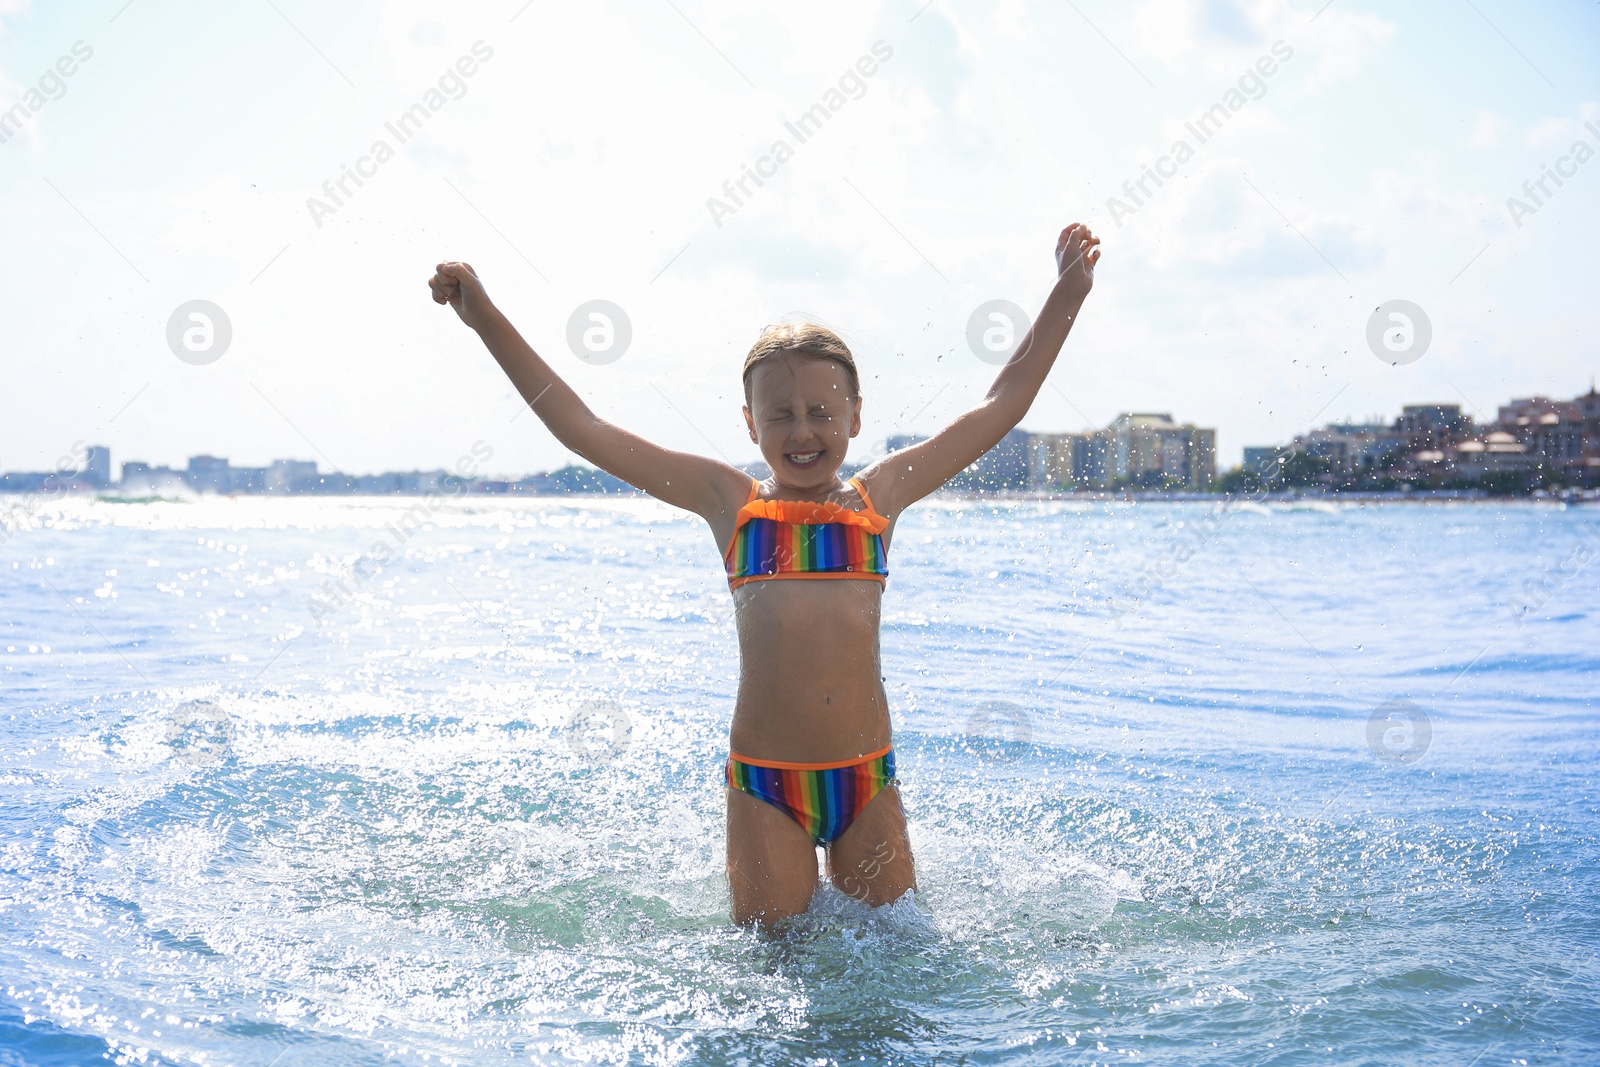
[848,476,881,518]
[745,477,761,505]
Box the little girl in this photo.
[429,224,1099,925]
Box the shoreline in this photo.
[949,488,1600,504]
[3,488,1597,507]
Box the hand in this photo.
[429,261,499,332]
[1054,224,1101,301]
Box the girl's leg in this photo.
[726,787,819,925]
[827,786,916,906]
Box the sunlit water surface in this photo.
[2,495,1597,1066]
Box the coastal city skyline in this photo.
[7,379,1596,497]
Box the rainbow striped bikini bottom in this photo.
[725,745,897,845]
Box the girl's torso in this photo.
[714,478,895,762]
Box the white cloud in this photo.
[1368,168,1496,235]
[1126,0,1395,90]
[993,0,1033,39]
[1525,116,1573,150]
[1466,108,1507,150]
[1115,160,1382,278]
[1523,102,1600,149]
[0,0,29,37]
[0,0,38,152]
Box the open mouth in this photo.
[785,451,822,468]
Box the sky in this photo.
[1,0,1596,478]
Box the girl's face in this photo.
[744,354,862,491]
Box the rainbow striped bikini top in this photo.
[723,477,890,589]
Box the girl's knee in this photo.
[829,840,915,906]
[729,881,814,927]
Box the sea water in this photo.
[1,495,1596,1066]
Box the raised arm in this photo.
[857,224,1100,516]
[429,261,750,520]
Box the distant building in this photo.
[186,455,231,494]
[396,470,448,493]
[1241,446,1286,476]
[1447,431,1534,483]
[1292,422,1406,474]
[1028,414,1215,490]
[1396,404,1472,450]
[267,459,318,493]
[230,468,269,493]
[961,428,1031,491]
[1071,433,1112,487]
[119,462,187,495]
[1241,383,1600,490]
[1028,433,1077,489]
[1497,396,1583,466]
[1581,382,1600,483]
[83,445,111,488]
[0,471,64,493]
[312,474,358,493]
[1578,382,1600,424]
[355,473,402,494]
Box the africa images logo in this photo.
[1105,41,1294,227]
[705,41,894,227]
[305,41,495,228]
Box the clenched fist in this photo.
[429,261,500,333]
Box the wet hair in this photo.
[741,322,861,407]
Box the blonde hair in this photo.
[741,322,861,407]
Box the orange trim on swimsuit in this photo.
[734,496,889,534]
[727,571,883,589]
[727,743,894,771]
